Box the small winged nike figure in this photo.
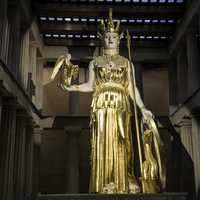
[51,53,79,88]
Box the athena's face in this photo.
[103,32,120,49]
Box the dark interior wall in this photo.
[143,67,169,116]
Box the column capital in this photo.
[178,117,192,127]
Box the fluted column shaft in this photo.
[20,31,30,88]
[14,113,29,200]
[65,127,81,193]
[24,124,34,200]
[168,57,178,113]
[178,119,195,199]
[0,99,17,200]
[0,0,9,63]
[191,115,200,199]
[7,3,21,78]
[186,27,200,96]
[176,44,188,103]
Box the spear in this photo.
[126,30,143,177]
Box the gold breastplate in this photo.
[91,55,130,111]
[94,55,129,90]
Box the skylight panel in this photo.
[146,36,153,39]
[129,19,135,23]
[82,35,89,38]
[161,36,167,39]
[141,0,148,3]
[40,17,47,21]
[121,19,127,23]
[48,17,55,21]
[160,19,167,23]
[53,34,59,38]
[136,19,143,23]
[89,18,96,22]
[64,17,71,22]
[45,34,51,37]
[75,34,81,38]
[168,19,175,23]
[152,19,159,23]
[153,36,159,39]
[73,18,79,22]
[60,34,67,38]
[81,18,87,22]
[144,19,151,23]
[57,17,63,21]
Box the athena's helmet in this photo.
[99,8,121,37]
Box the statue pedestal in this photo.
[38,193,187,200]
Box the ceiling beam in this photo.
[169,0,200,56]
[39,22,174,35]
[43,38,167,48]
[35,3,184,18]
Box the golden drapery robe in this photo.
[89,55,140,193]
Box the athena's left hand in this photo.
[141,108,154,124]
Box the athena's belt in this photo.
[94,82,127,94]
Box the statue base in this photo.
[38,193,187,200]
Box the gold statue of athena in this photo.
[51,8,165,194]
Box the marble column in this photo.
[178,118,195,199]
[29,42,37,85]
[32,128,42,200]
[0,96,2,126]
[69,88,80,115]
[191,115,200,199]
[68,60,80,115]
[168,57,178,114]
[0,99,17,200]
[20,31,30,89]
[7,3,21,78]
[0,0,9,63]
[186,26,200,96]
[29,42,37,102]
[179,119,193,160]
[199,14,200,35]
[36,58,44,110]
[65,127,81,193]
[14,112,27,200]
[66,57,81,192]
[24,124,34,200]
[176,42,188,103]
